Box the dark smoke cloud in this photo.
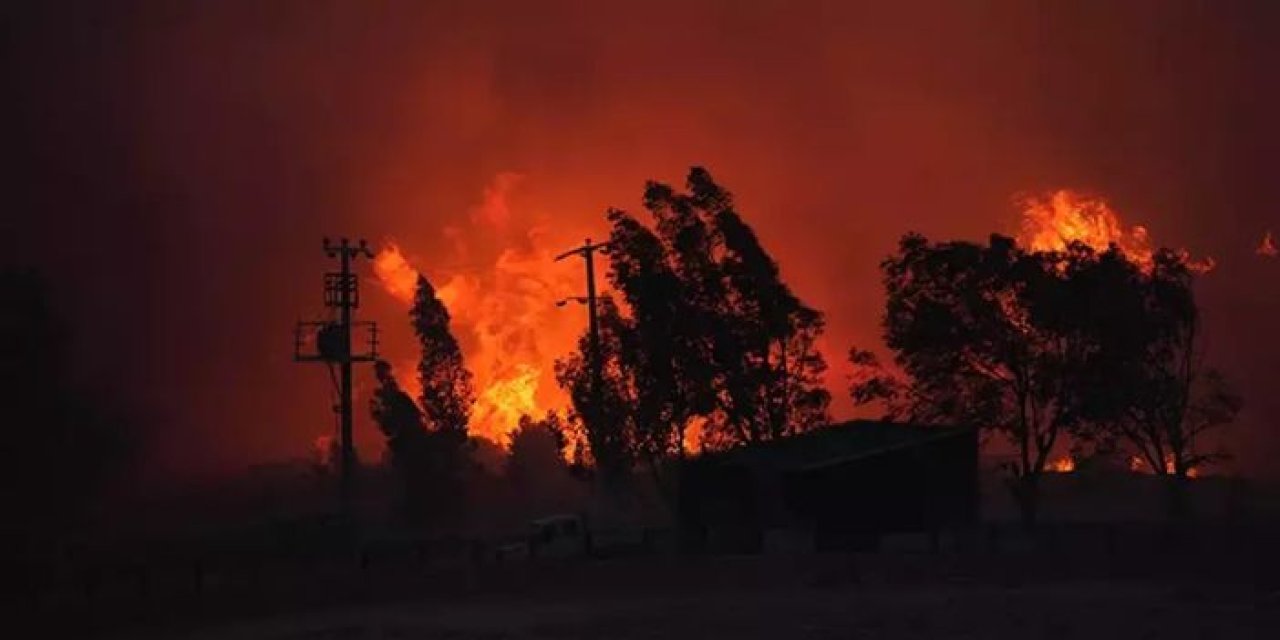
[6,0,1278,479]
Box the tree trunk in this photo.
[1010,474,1040,532]
[1165,472,1192,524]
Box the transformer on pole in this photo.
[294,237,379,517]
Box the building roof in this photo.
[691,420,973,473]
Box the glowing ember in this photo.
[1017,190,1212,272]
[1047,456,1076,473]
[1259,230,1278,258]
[682,417,708,455]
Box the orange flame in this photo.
[1128,454,1199,478]
[371,175,580,442]
[1128,455,1145,472]
[1017,190,1213,272]
[371,243,418,305]
[1047,456,1076,473]
[1258,230,1277,258]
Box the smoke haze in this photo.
[6,0,1278,480]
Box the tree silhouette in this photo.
[849,234,1099,527]
[505,411,570,488]
[1073,249,1241,517]
[557,168,830,499]
[602,207,710,463]
[555,296,640,489]
[645,168,830,444]
[0,268,134,574]
[370,359,432,523]
[411,274,474,439]
[1084,250,1240,473]
[852,235,1242,525]
[407,274,476,520]
[370,359,424,446]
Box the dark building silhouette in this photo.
[679,420,979,552]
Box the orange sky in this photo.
[7,0,1279,480]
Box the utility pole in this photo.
[555,238,613,466]
[295,237,379,519]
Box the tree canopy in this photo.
[0,268,135,568]
[557,167,830,487]
[369,274,477,525]
[850,234,1239,524]
[411,274,474,440]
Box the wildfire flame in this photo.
[1258,230,1277,258]
[1048,456,1076,473]
[371,242,419,305]
[371,174,580,442]
[1017,190,1213,272]
[1128,454,1199,478]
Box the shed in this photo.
[678,420,979,551]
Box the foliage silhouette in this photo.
[557,167,830,499]
[411,274,474,439]
[0,268,134,578]
[851,234,1240,524]
[850,235,1109,527]
[555,296,640,491]
[505,412,573,502]
[1070,249,1241,518]
[1077,251,1240,471]
[370,359,430,524]
[368,276,475,526]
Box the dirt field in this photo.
[164,582,1276,639]
[119,552,1279,640]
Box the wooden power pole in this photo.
[555,238,613,467]
[295,237,379,518]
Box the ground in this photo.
[124,554,1277,639]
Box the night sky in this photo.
[6,0,1278,481]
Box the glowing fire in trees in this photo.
[1018,190,1214,480]
[1017,190,1213,272]
[1047,456,1076,473]
[371,175,580,442]
[1128,454,1200,478]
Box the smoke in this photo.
[371,243,419,306]
[6,0,1279,479]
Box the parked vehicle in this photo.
[528,514,589,558]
